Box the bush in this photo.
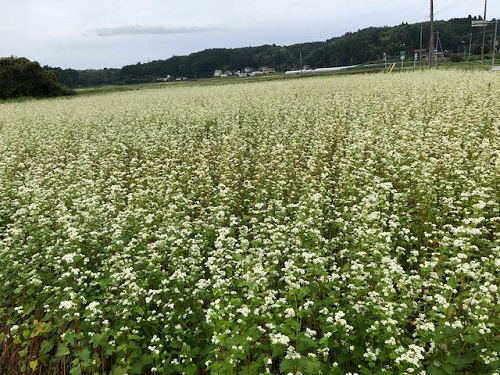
[0,57,74,99]
[450,54,463,62]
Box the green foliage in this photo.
[450,54,464,62]
[0,57,73,99]
[116,17,483,80]
[44,16,487,87]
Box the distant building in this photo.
[156,75,172,82]
[414,49,427,59]
[416,49,444,60]
[260,67,276,74]
[214,67,274,78]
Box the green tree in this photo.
[0,57,73,99]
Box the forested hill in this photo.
[48,16,488,86]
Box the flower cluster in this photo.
[0,69,499,374]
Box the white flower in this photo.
[270,332,291,345]
[61,253,76,264]
[59,300,76,310]
[237,305,251,317]
[305,328,317,338]
[86,301,100,313]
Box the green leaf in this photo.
[184,364,197,375]
[65,333,78,346]
[40,340,54,355]
[298,337,319,351]
[141,354,154,365]
[303,357,321,373]
[319,336,329,345]
[224,336,238,349]
[55,343,70,357]
[129,360,145,375]
[441,363,456,375]
[288,320,301,330]
[447,276,458,288]
[41,321,52,334]
[427,364,446,375]
[240,362,261,375]
[91,332,109,347]
[24,302,36,314]
[112,365,129,375]
[279,359,297,373]
[29,360,38,371]
[464,334,479,344]
[272,345,286,357]
[445,355,472,369]
[77,348,91,363]
[208,362,223,372]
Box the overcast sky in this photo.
[1,0,498,70]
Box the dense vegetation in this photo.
[41,16,494,86]
[0,70,498,374]
[0,57,73,100]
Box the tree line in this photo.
[47,16,492,87]
[2,16,493,94]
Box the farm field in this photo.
[0,70,499,374]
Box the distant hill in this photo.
[47,16,488,86]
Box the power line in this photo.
[397,0,428,49]
[435,0,470,15]
[460,0,485,15]
[412,0,428,22]
[435,0,484,17]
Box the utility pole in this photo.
[300,51,303,77]
[429,0,435,68]
[420,24,423,68]
[481,0,487,63]
[493,20,498,68]
[436,31,441,67]
[469,32,473,60]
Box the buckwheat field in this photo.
[0,70,499,375]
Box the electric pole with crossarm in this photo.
[429,0,435,68]
[481,0,487,64]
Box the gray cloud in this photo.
[88,24,218,37]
